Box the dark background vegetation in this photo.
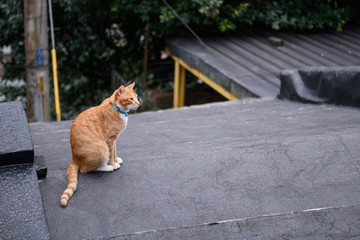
[0,0,359,119]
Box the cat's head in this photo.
[115,82,140,111]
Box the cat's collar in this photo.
[110,102,128,117]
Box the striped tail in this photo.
[60,161,79,207]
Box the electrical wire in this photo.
[48,0,56,49]
[161,0,210,50]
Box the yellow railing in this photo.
[171,55,237,108]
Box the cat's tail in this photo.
[60,161,79,207]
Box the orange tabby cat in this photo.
[60,82,140,207]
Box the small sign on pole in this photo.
[35,49,44,66]
[39,74,45,93]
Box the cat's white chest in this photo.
[119,113,128,132]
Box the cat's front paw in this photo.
[113,162,121,170]
[116,157,124,164]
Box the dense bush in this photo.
[0,0,358,119]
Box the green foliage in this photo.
[0,79,26,102]
[239,0,352,32]
[0,0,25,81]
[194,0,222,18]
[1,0,358,119]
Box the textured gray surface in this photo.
[30,99,360,240]
[0,101,34,166]
[279,66,360,107]
[168,27,360,98]
[110,205,360,240]
[0,164,50,240]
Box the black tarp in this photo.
[278,66,360,107]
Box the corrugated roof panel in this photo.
[206,38,280,75]
[241,33,311,68]
[307,34,360,61]
[274,32,341,66]
[225,35,290,71]
[234,35,300,69]
[167,27,360,98]
[290,34,357,65]
[326,33,360,57]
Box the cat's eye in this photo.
[129,98,134,101]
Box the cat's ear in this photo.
[118,85,125,96]
[127,81,135,89]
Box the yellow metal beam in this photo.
[173,59,186,108]
[173,59,180,108]
[179,65,186,107]
[171,55,237,103]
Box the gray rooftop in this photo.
[30,98,360,239]
[0,101,49,240]
[168,27,360,98]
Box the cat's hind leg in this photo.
[94,143,114,172]
[78,142,112,173]
[95,161,114,172]
[94,143,121,171]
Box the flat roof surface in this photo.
[30,99,360,239]
[168,27,360,98]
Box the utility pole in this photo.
[24,0,50,122]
